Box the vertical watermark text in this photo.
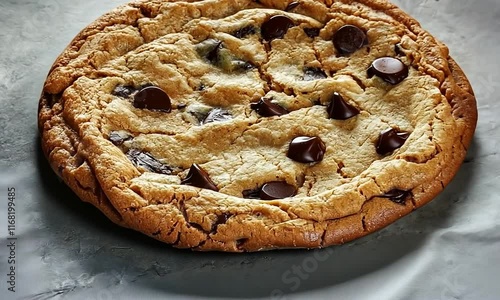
[6,187,17,293]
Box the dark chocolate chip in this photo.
[198,40,254,72]
[211,213,232,232]
[228,60,255,72]
[177,103,187,110]
[242,188,261,199]
[109,131,132,146]
[327,92,360,120]
[380,189,410,204]
[202,108,232,124]
[216,213,231,225]
[367,57,409,85]
[287,136,326,163]
[376,128,410,155]
[181,164,219,191]
[304,28,320,38]
[303,67,327,81]
[261,15,294,41]
[285,1,300,11]
[190,108,211,123]
[42,92,60,109]
[251,98,289,117]
[196,39,222,63]
[126,149,172,175]
[236,238,248,249]
[113,85,135,98]
[260,181,297,200]
[140,6,154,18]
[395,44,404,56]
[133,86,172,112]
[232,26,257,38]
[207,41,223,63]
[333,25,367,55]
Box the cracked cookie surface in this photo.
[38,0,477,251]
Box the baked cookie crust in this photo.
[38,0,477,251]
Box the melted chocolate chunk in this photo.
[251,98,289,117]
[376,128,410,155]
[261,15,294,41]
[260,181,297,200]
[333,25,367,55]
[216,213,231,225]
[395,44,404,56]
[109,131,132,146]
[196,39,222,63]
[197,39,253,72]
[212,213,232,232]
[202,108,232,124]
[207,41,223,63]
[367,57,409,85]
[303,67,327,81]
[242,188,261,199]
[380,189,410,204]
[190,107,211,123]
[126,149,172,175]
[181,164,219,191]
[287,136,326,163]
[285,1,300,11]
[113,85,135,98]
[232,26,257,38]
[133,86,172,112]
[304,28,320,38]
[327,92,360,120]
[227,60,255,72]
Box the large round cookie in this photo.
[38,0,477,252]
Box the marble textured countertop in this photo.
[0,0,499,299]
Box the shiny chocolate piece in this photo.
[261,15,294,41]
[327,92,360,120]
[126,149,172,175]
[303,67,327,81]
[367,57,409,85]
[202,108,232,124]
[133,86,172,112]
[380,189,410,204]
[285,1,300,11]
[251,98,289,117]
[287,136,326,163]
[109,131,132,146]
[260,181,297,200]
[333,25,367,54]
[112,85,135,98]
[303,28,320,38]
[207,41,223,63]
[376,128,410,155]
[181,164,219,191]
[232,25,257,38]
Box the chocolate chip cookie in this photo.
[38,0,477,251]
